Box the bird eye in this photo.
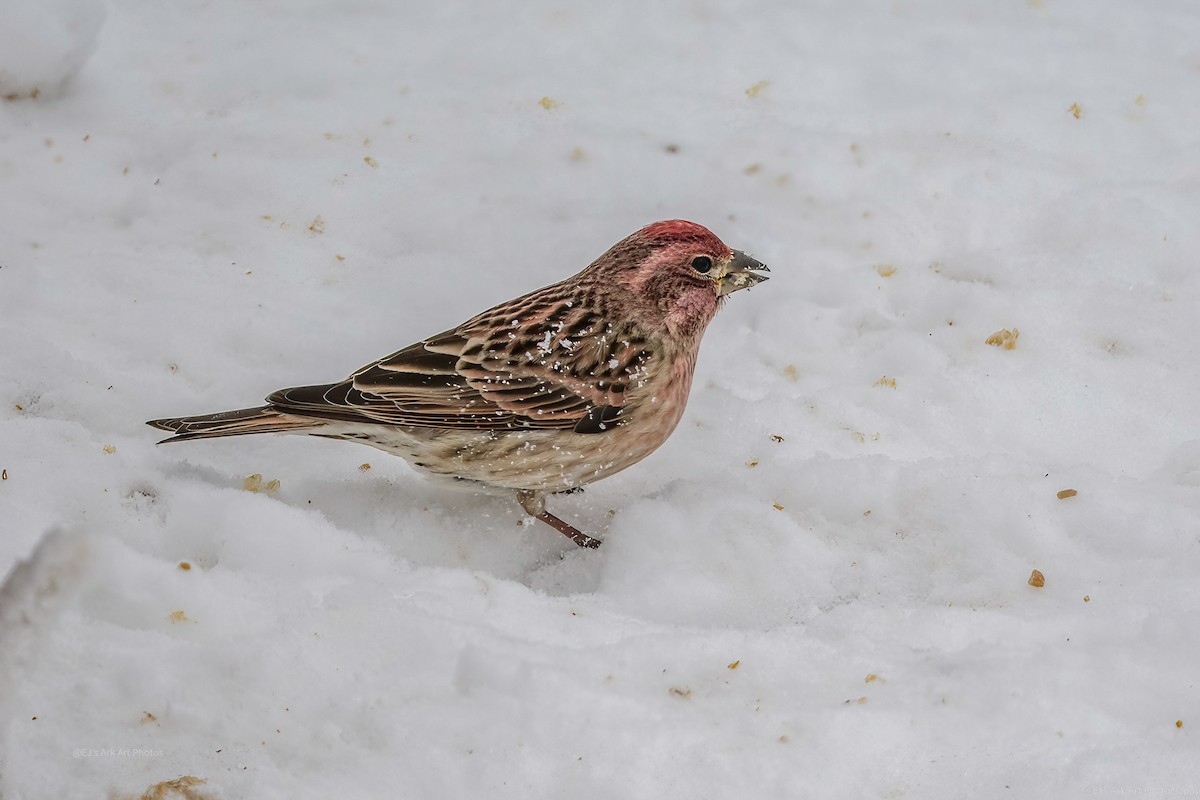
[690,256,713,274]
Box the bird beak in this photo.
[717,250,770,296]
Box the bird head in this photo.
[594,220,768,339]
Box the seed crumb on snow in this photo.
[128,775,207,800]
[745,80,770,97]
[1057,488,1077,499]
[874,376,897,389]
[1029,569,1046,588]
[242,474,280,493]
[986,328,1020,349]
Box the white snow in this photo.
[0,0,105,100]
[2,0,1199,797]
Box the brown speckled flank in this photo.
[148,220,768,548]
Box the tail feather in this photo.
[147,405,320,443]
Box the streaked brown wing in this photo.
[267,293,657,434]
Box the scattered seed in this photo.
[745,80,770,97]
[1057,489,1077,499]
[728,660,740,670]
[986,328,1020,350]
[1029,569,1045,588]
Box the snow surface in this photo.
[2,0,1199,797]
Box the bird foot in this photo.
[516,489,602,549]
[535,510,602,549]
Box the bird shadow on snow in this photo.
[157,458,608,595]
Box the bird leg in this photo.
[516,490,602,549]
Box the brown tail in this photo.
[147,405,320,443]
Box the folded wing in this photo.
[268,290,656,435]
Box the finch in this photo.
[148,220,768,548]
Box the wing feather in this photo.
[266,294,657,433]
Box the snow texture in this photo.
[0,0,105,100]
[1,0,1199,797]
